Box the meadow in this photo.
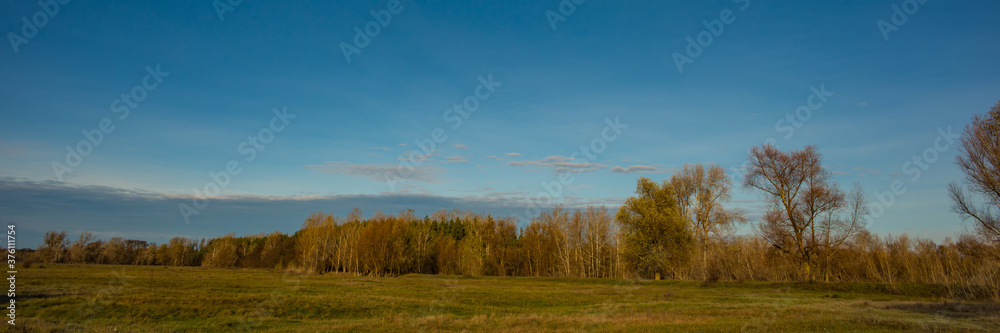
[15,264,1000,332]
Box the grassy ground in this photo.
[11,264,1000,332]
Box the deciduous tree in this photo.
[40,231,68,263]
[69,232,96,263]
[616,177,694,279]
[744,145,829,280]
[670,163,745,278]
[949,101,1000,244]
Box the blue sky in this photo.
[2,0,998,247]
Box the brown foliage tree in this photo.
[743,145,865,280]
[40,231,68,263]
[949,101,1000,244]
[670,163,745,278]
[68,232,96,263]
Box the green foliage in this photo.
[616,177,695,279]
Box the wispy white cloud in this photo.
[453,144,467,150]
[509,155,607,173]
[504,152,521,156]
[611,165,659,174]
[852,167,881,175]
[443,155,468,163]
[397,155,431,163]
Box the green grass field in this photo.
[13,264,1000,332]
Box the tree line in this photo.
[29,102,1000,301]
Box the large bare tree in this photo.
[743,145,821,279]
[949,101,1000,244]
[742,145,865,280]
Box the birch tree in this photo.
[670,163,745,278]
